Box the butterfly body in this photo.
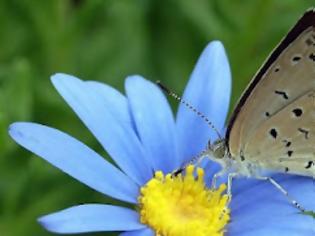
[208,139,259,178]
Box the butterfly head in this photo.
[209,139,227,159]
[203,138,233,170]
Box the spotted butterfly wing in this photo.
[226,9,315,176]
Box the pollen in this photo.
[138,165,230,236]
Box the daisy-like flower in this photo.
[8,41,231,236]
[8,41,315,236]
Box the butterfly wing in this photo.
[245,90,315,176]
[226,9,315,175]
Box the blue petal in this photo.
[125,76,180,173]
[86,81,131,125]
[228,175,315,235]
[176,41,231,164]
[38,204,145,233]
[120,227,155,236]
[228,214,315,236]
[201,159,223,187]
[9,122,139,203]
[51,73,153,185]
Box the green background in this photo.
[0,0,312,235]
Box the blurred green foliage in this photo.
[0,0,312,235]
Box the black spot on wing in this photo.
[282,140,292,147]
[287,150,293,157]
[309,53,315,61]
[269,128,278,139]
[240,149,245,161]
[305,38,314,46]
[305,161,314,169]
[275,90,289,99]
[298,128,309,139]
[292,108,303,117]
[292,55,302,62]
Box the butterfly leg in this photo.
[227,172,239,203]
[211,169,227,189]
[257,176,306,212]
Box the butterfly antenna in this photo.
[171,148,209,177]
[156,80,222,140]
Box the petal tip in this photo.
[125,75,145,84]
[203,40,225,56]
[37,216,45,226]
[51,72,66,81]
[125,75,152,90]
[51,73,80,86]
[8,122,25,138]
[37,216,57,233]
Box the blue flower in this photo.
[8,41,315,235]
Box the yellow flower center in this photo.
[138,165,230,236]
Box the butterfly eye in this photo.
[211,140,226,159]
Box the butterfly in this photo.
[159,8,315,213]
